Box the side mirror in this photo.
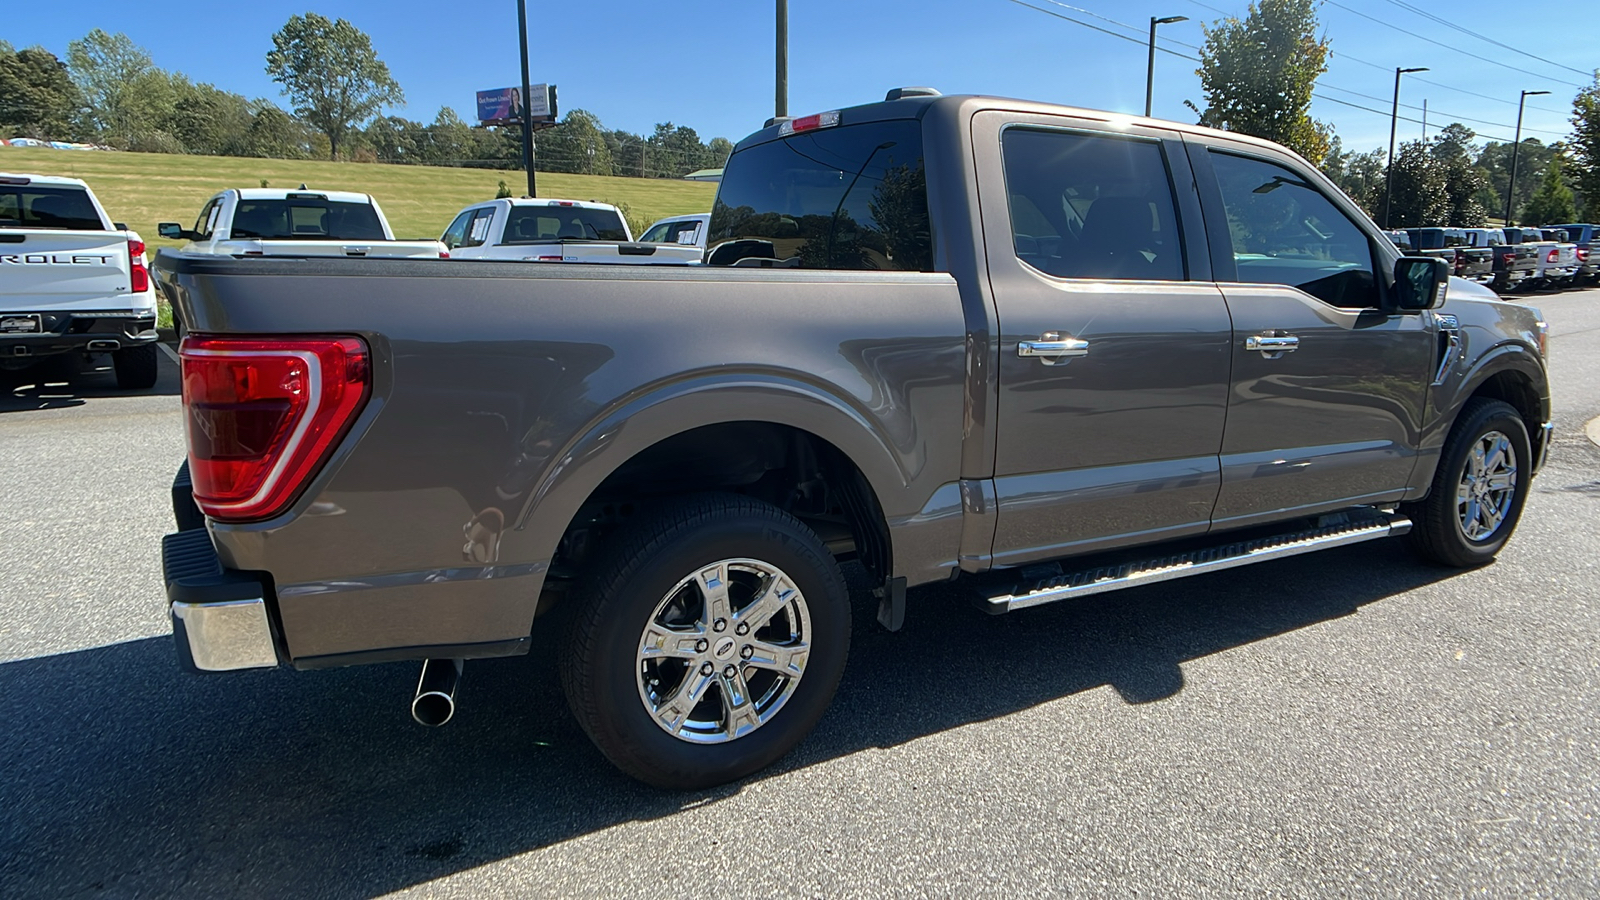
[1393,256,1450,311]
[158,222,186,240]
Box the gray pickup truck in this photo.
[155,90,1552,789]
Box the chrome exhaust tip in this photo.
[86,339,121,351]
[411,658,463,726]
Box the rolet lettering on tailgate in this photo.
[0,254,114,264]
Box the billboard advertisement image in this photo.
[476,84,554,124]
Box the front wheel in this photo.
[559,493,850,789]
[1402,398,1531,567]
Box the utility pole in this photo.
[1382,66,1428,229]
[776,0,788,120]
[516,0,535,197]
[1145,16,1187,118]
[1422,99,1428,141]
[1504,89,1551,226]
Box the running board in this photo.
[981,512,1412,614]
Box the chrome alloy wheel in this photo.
[1457,430,1518,541]
[636,559,811,744]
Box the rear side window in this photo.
[229,199,386,241]
[0,186,104,230]
[707,119,931,270]
[1208,150,1379,309]
[502,206,628,243]
[1001,128,1185,281]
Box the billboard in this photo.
[476,84,556,124]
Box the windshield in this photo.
[706,119,932,270]
[229,198,386,241]
[0,186,105,230]
[502,206,629,243]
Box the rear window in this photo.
[229,198,386,241]
[706,119,932,270]
[0,186,105,231]
[503,206,628,243]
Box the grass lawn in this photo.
[0,147,717,253]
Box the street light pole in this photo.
[1382,66,1428,229]
[1145,16,1188,118]
[1503,89,1551,226]
[516,0,535,197]
[776,0,788,120]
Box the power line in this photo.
[1333,51,1567,117]
[1375,0,1594,81]
[1323,0,1587,89]
[1001,0,1194,59]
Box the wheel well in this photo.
[1469,370,1542,437]
[549,422,891,588]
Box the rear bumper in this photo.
[164,464,282,673]
[0,310,158,359]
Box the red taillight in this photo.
[1453,250,1466,272]
[180,335,370,522]
[1501,252,1515,265]
[1547,248,1559,263]
[439,249,450,258]
[128,237,148,293]
[1578,248,1590,262]
[779,110,842,136]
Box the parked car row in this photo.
[1386,225,1597,292]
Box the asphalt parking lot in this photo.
[2,291,1597,898]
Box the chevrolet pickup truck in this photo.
[1,173,160,388]
[158,189,447,260]
[155,90,1553,790]
[440,198,703,264]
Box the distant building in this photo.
[683,168,723,183]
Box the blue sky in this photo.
[6,0,1591,153]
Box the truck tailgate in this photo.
[0,230,134,308]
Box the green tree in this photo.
[1429,124,1488,226]
[539,109,614,175]
[1572,76,1600,218]
[240,103,315,159]
[423,107,474,166]
[66,29,155,147]
[1192,0,1332,165]
[1320,136,1384,215]
[1374,140,1448,227]
[0,45,83,140]
[1521,154,1578,224]
[265,13,403,160]
[1475,138,1557,222]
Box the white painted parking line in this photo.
[158,343,180,365]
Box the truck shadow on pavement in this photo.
[0,539,1458,897]
[0,349,179,413]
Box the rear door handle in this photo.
[1244,334,1299,354]
[1018,332,1089,364]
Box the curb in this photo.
[1586,416,1600,450]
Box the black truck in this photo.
[1406,227,1494,285]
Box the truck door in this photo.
[1190,144,1432,528]
[972,112,1232,567]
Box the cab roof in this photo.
[0,172,91,189]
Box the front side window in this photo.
[0,186,104,231]
[441,210,473,249]
[193,199,221,239]
[1209,151,1379,309]
[707,119,931,270]
[229,199,386,241]
[642,219,702,245]
[1000,128,1185,281]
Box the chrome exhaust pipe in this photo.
[86,339,121,351]
[411,658,463,726]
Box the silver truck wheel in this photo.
[560,493,849,789]
[1403,398,1531,568]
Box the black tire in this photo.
[112,343,158,390]
[559,493,850,789]
[1402,398,1531,568]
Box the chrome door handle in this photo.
[1244,334,1300,353]
[1018,332,1089,364]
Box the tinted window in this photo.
[229,199,386,240]
[502,206,628,243]
[0,186,104,230]
[1209,151,1379,309]
[441,210,473,249]
[642,219,702,244]
[707,120,931,270]
[1001,128,1184,280]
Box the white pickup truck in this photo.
[159,189,446,259]
[0,173,160,389]
[440,198,703,264]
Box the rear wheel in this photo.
[1402,398,1530,567]
[559,493,850,789]
[113,343,158,390]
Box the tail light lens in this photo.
[1501,252,1515,265]
[1578,248,1590,262]
[180,335,371,522]
[1453,250,1465,272]
[128,238,148,293]
[1547,248,1559,263]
